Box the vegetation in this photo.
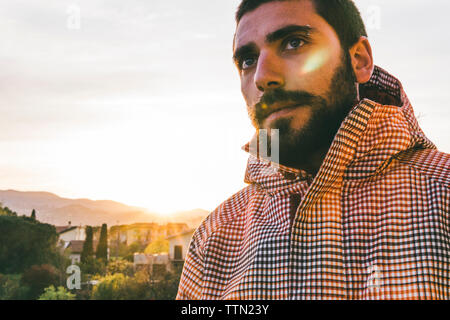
[81,226,94,263]
[96,223,108,261]
[0,205,185,300]
[144,236,169,254]
[106,258,134,276]
[0,206,17,217]
[0,274,29,300]
[20,264,61,300]
[90,269,181,300]
[38,285,76,300]
[0,214,60,274]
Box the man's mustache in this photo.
[254,89,326,124]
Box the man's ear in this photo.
[349,36,374,84]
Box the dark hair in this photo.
[236,0,367,50]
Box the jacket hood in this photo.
[242,65,436,194]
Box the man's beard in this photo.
[249,51,358,170]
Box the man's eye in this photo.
[284,38,305,50]
[242,57,256,70]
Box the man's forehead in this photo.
[234,0,317,48]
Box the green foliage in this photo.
[78,256,106,277]
[144,236,169,254]
[20,264,61,299]
[106,258,134,277]
[119,241,146,261]
[90,268,182,300]
[38,285,76,300]
[0,206,18,217]
[31,209,36,221]
[81,226,94,263]
[109,241,129,259]
[90,273,139,300]
[147,270,182,300]
[0,215,59,273]
[0,274,30,300]
[96,223,108,261]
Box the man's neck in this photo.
[283,144,331,178]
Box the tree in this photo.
[96,224,108,261]
[91,273,151,300]
[0,215,59,273]
[0,206,17,217]
[144,236,169,254]
[81,226,94,263]
[31,209,36,221]
[106,258,134,276]
[79,256,106,277]
[0,274,30,300]
[38,285,75,300]
[90,273,128,300]
[21,264,61,299]
[148,270,183,300]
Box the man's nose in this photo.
[254,51,285,92]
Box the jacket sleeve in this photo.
[176,232,205,300]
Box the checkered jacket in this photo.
[177,66,450,300]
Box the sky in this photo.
[0,0,449,214]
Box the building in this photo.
[166,229,195,269]
[109,223,189,247]
[133,253,170,277]
[56,222,85,247]
[65,240,102,265]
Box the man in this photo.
[177,0,450,300]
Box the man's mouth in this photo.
[263,103,305,123]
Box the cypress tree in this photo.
[80,226,94,263]
[31,209,36,220]
[96,223,108,261]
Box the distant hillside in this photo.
[0,190,209,228]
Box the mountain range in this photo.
[0,190,209,228]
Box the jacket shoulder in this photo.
[395,148,450,188]
[190,184,258,254]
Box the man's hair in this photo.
[236,0,367,50]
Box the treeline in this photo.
[0,207,62,274]
[0,206,182,300]
[0,206,72,299]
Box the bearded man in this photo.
[177,0,450,300]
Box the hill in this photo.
[0,190,209,228]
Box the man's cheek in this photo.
[300,48,332,75]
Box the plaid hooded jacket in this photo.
[177,66,450,300]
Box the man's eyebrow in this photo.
[233,42,258,65]
[233,25,315,65]
[265,24,314,44]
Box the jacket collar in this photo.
[242,65,436,195]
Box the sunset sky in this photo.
[1,0,449,214]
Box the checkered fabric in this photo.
[177,66,450,300]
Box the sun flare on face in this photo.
[302,48,330,74]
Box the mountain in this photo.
[0,190,209,228]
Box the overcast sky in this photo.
[0,0,449,214]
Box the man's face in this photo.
[234,0,358,169]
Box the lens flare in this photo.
[302,49,329,74]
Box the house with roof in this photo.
[109,222,189,247]
[56,221,85,247]
[133,253,170,278]
[166,229,195,269]
[131,229,195,276]
[66,240,100,265]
